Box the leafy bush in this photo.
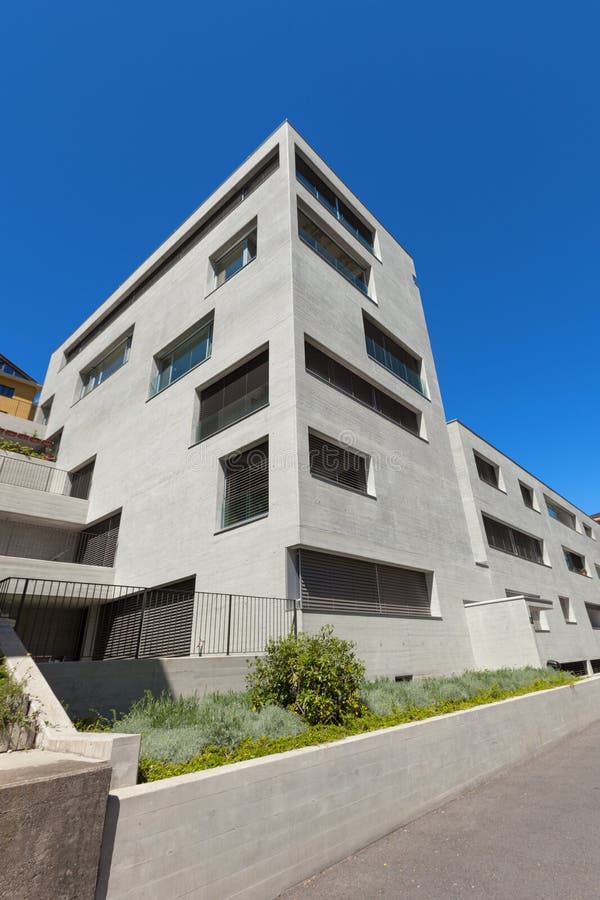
[110,690,305,763]
[0,438,55,461]
[247,626,366,725]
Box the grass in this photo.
[73,666,577,783]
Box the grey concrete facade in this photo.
[0,122,597,678]
[448,420,600,671]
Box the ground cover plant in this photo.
[77,627,578,783]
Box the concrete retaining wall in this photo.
[40,655,254,718]
[97,676,600,900]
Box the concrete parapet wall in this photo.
[97,676,600,900]
[40,655,254,718]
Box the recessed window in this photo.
[80,336,131,398]
[474,453,500,489]
[40,397,53,426]
[559,596,576,624]
[151,319,213,396]
[213,231,257,288]
[363,316,426,395]
[298,549,431,618]
[528,606,549,632]
[483,515,544,565]
[197,349,268,442]
[305,341,420,436]
[546,498,576,530]
[520,482,535,509]
[309,432,369,494]
[69,460,95,501]
[298,209,370,295]
[586,604,600,629]
[583,523,592,538]
[221,440,269,529]
[0,385,15,398]
[295,153,374,251]
[563,548,587,575]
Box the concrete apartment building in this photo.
[1,122,599,679]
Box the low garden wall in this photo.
[97,675,600,900]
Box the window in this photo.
[69,460,95,500]
[40,397,53,426]
[295,153,374,251]
[221,441,269,529]
[0,362,19,377]
[546,498,576,530]
[559,596,576,624]
[75,512,121,567]
[151,320,213,396]
[529,607,549,632]
[586,604,600,629]
[520,482,535,509]
[298,549,431,618]
[305,341,420,436]
[0,385,15,398]
[64,150,279,364]
[483,515,544,564]
[564,548,586,575]
[309,432,368,494]
[363,317,425,395]
[213,231,257,288]
[583,523,592,538]
[474,453,499,489]
[197,349,268,441]
[80,336,131,398]
[298,210,369,295]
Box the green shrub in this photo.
[246,626,366,725]
[110,690,305,763]
[0,657,38,736]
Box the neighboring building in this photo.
[0,354,41,428]
[0,123,598,678]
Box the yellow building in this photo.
[0,354,41,421]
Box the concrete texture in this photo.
[96,675,600,900]
[40,655,254,717]
[0,749,111,900]
[281,718,600,900]
[1,618,139,787]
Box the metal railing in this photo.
[0,453,72,495]
[299,227,369,295]
[0,577,297,662]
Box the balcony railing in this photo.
[0,577,297,661]
[0,515,119,567]
[0,453,72,495]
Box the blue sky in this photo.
[1,1,598,512]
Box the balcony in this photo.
[0,452,91,526]
[0,512,120,570]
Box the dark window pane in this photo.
[199,350,268,441]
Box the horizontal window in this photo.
[298,549,431,618]
[80,336,131,398]
[305,342,419,436]
[474,453,499,488]
[214,231,257,288]
[151,320,213,396]
[222,440,269,529]
[0,385,15,398]
[309,432,368,493]
[483,514,544,565]
[298,209,369,295]
[364,317,425,395]
[64,149,279,363]
[564,548,586,575]
[197,349,268,442]
[546,498,576,530]
[296,153,374,251]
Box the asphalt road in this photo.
[280,720,600,900]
